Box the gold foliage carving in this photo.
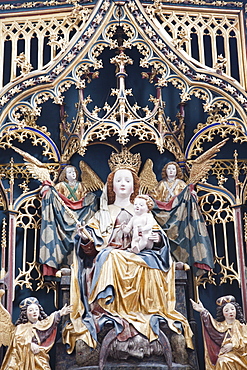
[196,256,240,289]
[15,53,33,76]
[0,130,58,161]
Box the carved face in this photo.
[27,303,40,324]
[223,303,236,323]
[113,169,134,199]
[66,166,77,182]
[109,335,163,360]
[134,197,148,216]
[166,163,177,180]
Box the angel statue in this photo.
[62,148,194,368]
[140,140,228,275]
[0,289,72,370]
[41,165,86,201]
[11,146,104,276]
[149,161,187,202]
[190,295,247,369]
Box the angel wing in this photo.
[188,138,228,185]
[79,160,104,192]
[0,289,15,346]
[139,159,158,194]
[12,146,52,184]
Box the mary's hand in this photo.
[148,232,161,244]
[76,222,89,242]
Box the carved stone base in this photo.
[66,362,192,370]
[76,340,100,367]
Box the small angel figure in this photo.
[38,161,103,276]
[41,162,103,203]
[41,165,86,201]
[190,296,247,369]
[0,291,72,370]
[122,195,155,253]
[150,161,187,202]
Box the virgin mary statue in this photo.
[63,149,194,354]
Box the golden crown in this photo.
[216,295,236,306]
[108,148,141,174]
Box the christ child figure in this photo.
[123,194,155,254]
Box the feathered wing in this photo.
[0,289,15,346]
[139,159,158,194]
[79,160,104,192]
[188,138,228,185]
[12,146,52,184]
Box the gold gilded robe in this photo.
[150,179,186,202]
[63,203,194,353]
[55,181,86,201]
[201,309,247,370]
[1,313,59,370]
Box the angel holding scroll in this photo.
[150,161,187,202]
[41,165,87,201]
[140,140,228,275]
[11,146,104,276]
